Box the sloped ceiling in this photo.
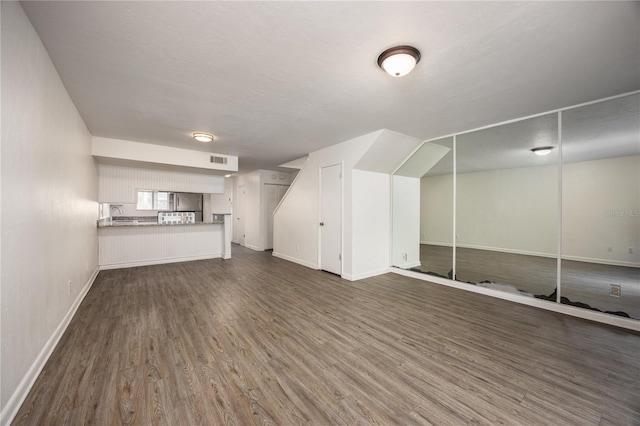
[19,1,640,172]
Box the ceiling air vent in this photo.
[210,156,228,164]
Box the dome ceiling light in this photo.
[377,45,421,77]
[192,132,214,143]
[531,146,554,156]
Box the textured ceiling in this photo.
[20,1,640,173]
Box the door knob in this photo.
[319,222,324,226]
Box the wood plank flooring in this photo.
[14,245,640,425]
[416,244,640,319]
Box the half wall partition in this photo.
[392,92,640,323]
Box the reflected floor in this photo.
[413,244,640,320]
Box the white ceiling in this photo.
[21,1,640,173]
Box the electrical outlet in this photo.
[609,284,621,297]
[606,246,613,253]
[629,247,635,254]
[67,280,72,294]
[402,253,407,261]
[421,232,425,239]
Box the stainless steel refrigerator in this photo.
[174,192,203,222]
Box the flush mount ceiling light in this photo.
[531,146,554,156]
[377,45,421,77]
[192,132,214,143]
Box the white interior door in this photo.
[264,184,288,250]
[236,186,245,246]
[320,164,342,275]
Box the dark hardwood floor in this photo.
[14,245,640,425]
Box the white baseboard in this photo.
[458,243,557,259]
[420,242,639,267]
[272,251,319,270]
[561,254,639,268]
[391,267,640,332]
[1,267,100,426]
[392,260,421,270]
[99,253,221,270]
[420,241,453,247]
[244,243,264,252]
[343,267,391,281]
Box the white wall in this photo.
[351,171,392,279]
[457,164,558,256]
[420,156,639,265]
[392,176,421,268]
[273,131,385,276]
[420,173,453,245]
[93,137,238,173]
[210,178,233,215]
[98,164,224,203]
[563,155,639,265]
[1,3,99,422]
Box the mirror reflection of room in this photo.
[394,92,639,321]
[455,113,558,299]
[560,94,640,319]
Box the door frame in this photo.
[235,185,245,246]
[318,162,344,275]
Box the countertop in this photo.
[98,220,223,228]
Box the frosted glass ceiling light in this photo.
[531,146,553,156]
[377,45,421,77]
[192,132,214,143]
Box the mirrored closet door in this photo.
[392,92,639,321]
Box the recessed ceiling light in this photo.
[224,174,232,178]
[192,132,214,143]
[531,146,553,156]
[377,45,421,77]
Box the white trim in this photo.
[391,268,640,332]
[420,241,639,267]
[452,135,457,279]
[99,254,221,270]
[392,260,421,270]
[343,267,392,281]
[457,243,557,259]
[420,241,556,259]
[244,243,263,252]
[272,251,319,270]
[1,267,100,426]
[561,255,639,268]
[557,111,563,303]
[420,240,453,247]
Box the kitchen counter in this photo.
[98,214,232,269]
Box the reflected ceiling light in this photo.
[192,132,214,143]
[531,146,553,156]
[377,45,421,77]
[224,174,232,178]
